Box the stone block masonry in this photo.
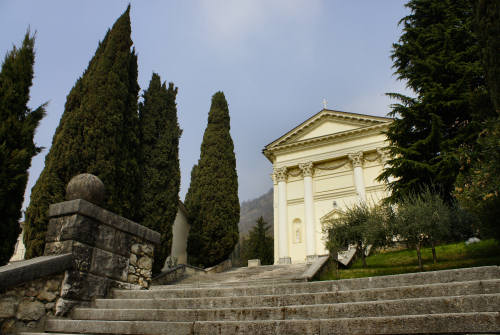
[0,255,70,334]
[0,174,161,334]
[44,198,160,314]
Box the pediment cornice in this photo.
[320,208,344,224]
[263,123,390,161]
[263,109,392,162]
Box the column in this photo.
[348,152,366,202]
[299,161,317,263]
[274,167,291,264]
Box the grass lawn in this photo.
[318,239,500,281]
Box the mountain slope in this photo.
[239,189,273,237]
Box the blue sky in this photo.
[0,1,411,209]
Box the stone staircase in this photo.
[20,265,500,334]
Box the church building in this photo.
[263,108,392,264]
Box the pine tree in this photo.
[378,0,494,203]
[139,73,181,275]
[24,6,141,258]
[454,0,500,238]
[186,92,239,267]
[246,216,273,265]
[0,32,45,265]
[475,0,500,112]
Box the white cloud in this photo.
[197,0,322,43]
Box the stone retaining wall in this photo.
[0,174,161,334]
[0,254,72,334]
[45,198,160,313]
[0,274,63,334]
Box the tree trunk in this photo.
[416,242,423,271]
[431,241,437,264]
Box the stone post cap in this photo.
[66,173,105,206]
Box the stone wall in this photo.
[45,198,160,313]
[0,254,73,334]
[0,174,161,333]
[0,274,63,334]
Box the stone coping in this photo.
[0,254,73,290]
[301,255,330,281]
[49,199,160,245]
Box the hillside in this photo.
[239,188,273,237]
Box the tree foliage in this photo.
[391,189,452,269]
[186,92,239,268]
[242,216,273,265]
[379,0,494,203]
[24,6,141,258]
[0,32,45,265]
[324,203,390,268]
[475,0,500,112]
[454,0,500,238]
[139,73,181,275]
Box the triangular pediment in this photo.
[320,208,344,224]
[265,109,392,149]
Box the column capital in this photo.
[299,161,314,177]
[348,152,364,168]
[274,167,288,182]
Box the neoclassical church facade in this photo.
[263,109,392,264]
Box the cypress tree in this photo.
[246,217,273,265]
[186,92,239,267]
[139,73,181,274]
[378,0,494,203]
[184,163,203,264]
[0,32,45,265]
[24,6,141,258]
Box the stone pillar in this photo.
[44,173,160,315]
[275,167,291,264]
[299,161,317,263]
[349,152,366,202]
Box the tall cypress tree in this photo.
[139,73,181,274]
[186,92,239,267]
[0,32,45,265]
[184,163,202,263]
[378,0,494,202]
[24,6,141,258]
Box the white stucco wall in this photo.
[170,202,190,265]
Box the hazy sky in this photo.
[0,1,411,210]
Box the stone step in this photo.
[153,276,305,289]
[119,266,500,299]
[72,293,500,322]
[117,280,337,299]
[154,265,500,291]
[333,265,500,291]
[44,312,500,334]
[96,279,500,310]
